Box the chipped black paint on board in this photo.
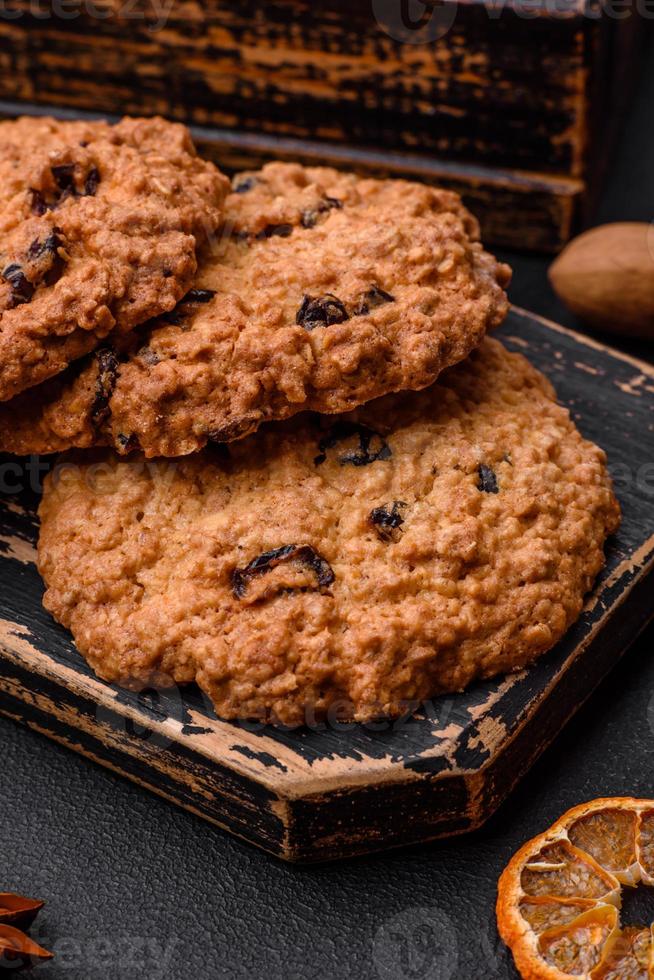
[230,745,289,773]
[0,307,652,862]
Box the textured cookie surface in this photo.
[38,338,620,726]
[0,115,228,401]
[1,162,510,456]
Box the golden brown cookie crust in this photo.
[1,162,510,456]
[38,338,620,727]
[0,115,229,401]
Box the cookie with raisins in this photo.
[0,115,228,401]
[38,338,620,726]
[0,162,510,456]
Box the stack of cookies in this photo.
[0,115,620,727]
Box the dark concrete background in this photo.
[1,30,653,980]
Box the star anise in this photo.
[0,892,53,969]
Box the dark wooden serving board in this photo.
[0,307,652,863]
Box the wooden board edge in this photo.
[3,564,650,867]
[280,568,654,861]
[0,618,317,798]
[192,126,585,196]
[285,535,654,795]
[0,701,298,860]
[509,306,654,378]
[0,620,423,797]
[472,572,654,843]
[0,653,295,860]
[2,521,650,805]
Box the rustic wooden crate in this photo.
[0,308,652,862]
[0,1,643,250]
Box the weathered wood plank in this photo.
[0,0,594,174]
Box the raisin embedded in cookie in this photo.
[0,162,511,456]
[37,338,620,726]
[0,115,229,401]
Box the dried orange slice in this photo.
[497,798,654,979]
